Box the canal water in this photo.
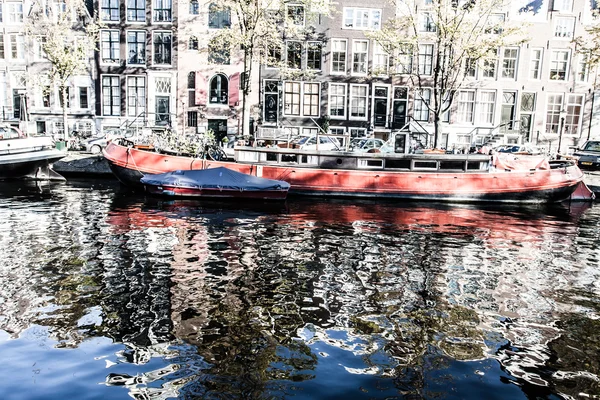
[0,179,599,400]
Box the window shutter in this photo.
[195,72,206,105]
[228,72,240,107]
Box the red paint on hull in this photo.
[103,142,584,203]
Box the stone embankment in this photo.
[53,152,114,178]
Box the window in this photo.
[153,31,172,65]
[550,50,569,80]
[101,0,119,21]
[350,84,368,119]
[343,7,381,30]
[457,91,475,123]
[101,30,120,64]
[189,0,199,15]
[307,42,322,70]
[6,2,23,24]
[331,39,347,74]
[555,17,575,38]
[329,83,347,118]
[418,44,433,75]
[189,36,198,50]
[155,77,171,125]
[477,91,496,124]
[42,88,51,108]
[464,58,476,77]
[545,94,563,134]
[373,43,389,76]
[266,45,281,68]
[187,111,198,127]
[564,94,583,135]
[578,55,589,82]
[127,31,146,65]
[9,34,24,59]
[414,89,431,122]
[287,41,302,69]
[127,76,146,117]
[485,13,504,34]
[287,4,305,26]
[79,87,88,108]
[530,48,542,80]
[501,48,518,79]
[127,0,146,22]
[421,12,436,32]
[33,36,47,60]
[208,3,231,28]
[483,49,498,78]
[0,34,4,59]
[284,82,301,116]
[352,40,368,75]
[187,72,196,106]
[153,0,172,22]
[396,45,413,74]
[209,38,230,64]
[209,74,228,105]
[102,76,120,116]
[553,0,572,12]
[303,83,319,117]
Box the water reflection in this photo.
[0,181,599,399]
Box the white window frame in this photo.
[286,3,305,27]
[6,2,24,24]
[349,84,369,120]
[418,44,434,76]
[456,90,475,123]
[372,43,389,76]
[414,88,431,122]
[302,82,320,118]
[126,75,146,117]
[420,12,436,32]
[553,0,573,12]
[342,7,381,30]
[127,0,146,23]
[152,0,172,23]
[564,94,583,136]
[577,54,589,82]
[396,45,413,75]
[549,49,570,81]
[529,48,543,80]
[545,93,563,134]
[501,47,519,80]
[101,75,121,117]
[352,39,369,76]
[286,40,303,70]
[152,31,172,66]
[126,30,146,66]
[329,82,347,120]
[306,41,322,71]
[9,34,24,60]
[477,90,496,124]
[554,17,575,39]
[330,39,347,75]
[101,29,120,65]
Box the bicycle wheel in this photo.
[208,146,227,161]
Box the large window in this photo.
[529,48,542,80]
[153,31,172,65]
[101,0,119,21]
[477,91,496,124]
[102,30,120,64]
[565,94,583,135]
[6,2,24,24]
[209,74,228,105]
[208,3,231,28]
[287,4,305,26]
[352,40,368,75]
[483,49,498,78]
[501,48,518,79]
[307,42,322,70]
[303,83,319,117]
[284,82,301,116]
[555,17,575,39]
[396,45,413,74]
[485,13,504,34]
[102,76,120,116]
[79,87,89,109]
[287,41,302,69]
[414,89,431,122]
[577,55,589,82]
[553,0,573,12]
[343,7,381,30]
[457,91,475,123]
[418,44,433,75]
[127,31,146,65]
[153,0,172,22]
[545,94,563,134]
[550,50,569,80]
[127,76,146,117]
[373,43,389,76]
[127,0,146,22]
[0,34,4,59]
[350,84,368,119]
[420,12,436,32]
[189,0,199,15]
[329,83,347,118]
[208,38,230,64]
[331,39,347,74]
[9,34,24,59]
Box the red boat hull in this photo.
[143,183,288,200]
[103,142,584,203]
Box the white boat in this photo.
[0,126,66,180]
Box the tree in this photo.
[368,0,528,149]
[574,23,600,88]
[25,0,99,143]
[208,0,333,139]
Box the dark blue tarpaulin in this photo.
[141,167,290,191]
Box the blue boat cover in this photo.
[140,167,290,191]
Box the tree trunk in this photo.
[61,85,69,144]
[241,48,253,143]
[433,112,442,149]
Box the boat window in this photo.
[439,160,465,170]
[413,160,438,170]
[266,152,278,162]
[358,159,384,168]
[467,161,485,170]
[385,159,411,169]
[281,154,298,163]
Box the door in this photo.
[501,91,516,130]
[155,96,170,126]
[208,119,228,143]
[392,87,408,129]
[373,86,388,127]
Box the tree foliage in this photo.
[368,0,528,148]
[574,22,600,87]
